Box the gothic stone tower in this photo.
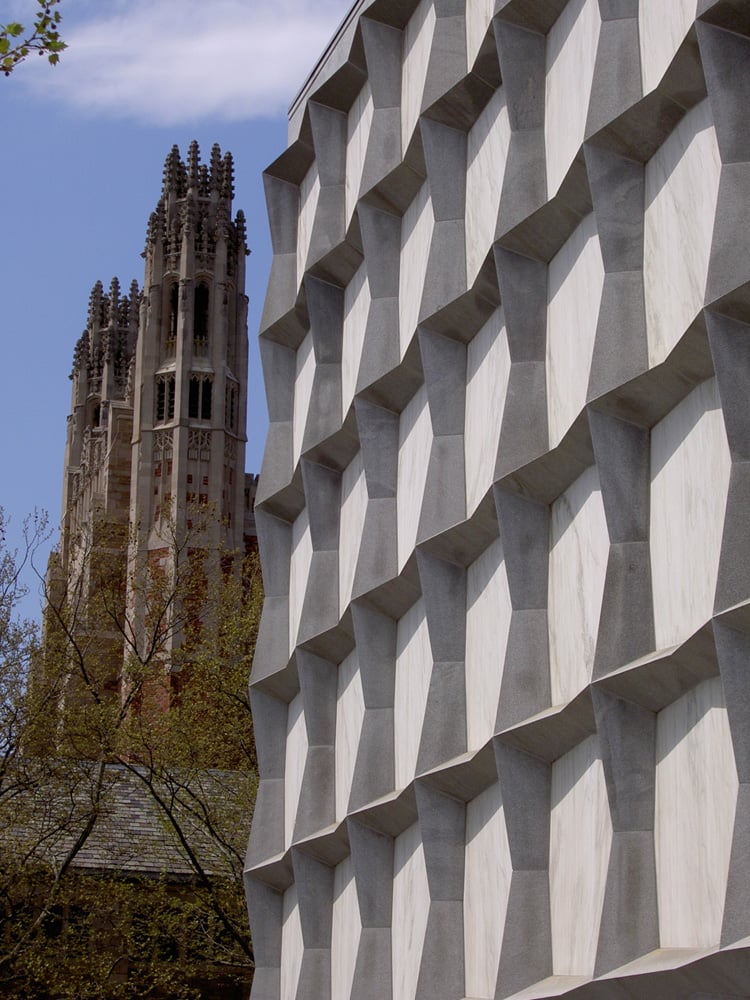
[127,141,249,663]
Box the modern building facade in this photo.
[51,142,254,695]
[247,1,750,997]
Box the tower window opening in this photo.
[226,381,238,432]
[188,375,212,421]
[156,374,176,423]
[166,283,178,357]
[194,282,209,355]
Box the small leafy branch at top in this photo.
[1,0,66,76]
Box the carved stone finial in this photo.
[221,151,235,201]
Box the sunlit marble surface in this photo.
[284,692,308,848]
[393,822,430,1000]
[395,599,432,790]
[464,782,512,998]
[466,0,495,69]
[397,385,432,570]
[465,308,510,514]
[401,0,436,152]
[466,89,511,287]
[289,506,313,654]
[545,0,600,195]
[297,162,320,286]
[548,466,609,706]
[335,649,365,823]
[399,183,434,358]
[546,213,604,449]
[293,332,315,466]
[341,264,370,421]
[466,538,512,750]
[346,84,374,225]
[332,856,361,1000]
[550,735,612,976]
[639,0,698,95]
[644,100,721,367]
[280,883,303,1000]
[650,378,731,650]
[655,677,738,948]
[339,451,367,613]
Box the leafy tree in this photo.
[0,508,260,998]
[1,0,65,75]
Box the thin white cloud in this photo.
[22,0,354,124]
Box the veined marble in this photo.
[644,100,721,367]
[465,0,496,70]
[545,0,600,196]
[292,332,315,467]
[332,856,361,1000]
[297,163,320,287]
[335,649,365,823]
[655,677,738,948]
[339,451,367,614]
[394,599,432,790]
[280,884,303,1000]
[341,264,370,421]
[465,538,512,750]
[550,736,612,976]
[464,782,512,998]
[399,183,434,359]
[401,0,436,152]
[289,506,313,655]
[639,0,698,95]
[397,385,432,571]
[284,692,308,848]
[650,378,731,650]
[546,213,604,449]
[466,89,511,288]
[346,84,374,225]
[548,466,609,706]
[393,823,430,1000]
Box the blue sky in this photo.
[1,0,352,618]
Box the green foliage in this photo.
[1,0,66,75]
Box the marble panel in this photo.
[281,883,304,1000]
[465,538,512,750]
[399,183,434,358]
[339,452,368,614]
[335,649,366,823]
[544,0,601,196]
[465,308,510,514]
[397,385,432,571]
[639,0,698,95]
[395,598,433,790]
[644,100,721,367]
[289,507,313,655]
[401,0,436,152]
[292,332,315,467]
[549,735,612,977]
[655,676,738,948]
[650,378,731,650]
[332,856,361,1000]
[346,84,374,225]
[464,782,512,999]
[342,264,370,420]
[392,822,430,1000]
[297,162,320,286]
[546,212,604,449]
[466,89,511,287]
[285,692,308,848]
[548,465,609,706]
[466,0,495,70]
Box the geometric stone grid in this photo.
[246,1,750,997]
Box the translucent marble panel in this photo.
[335,649,365,823]
[392,822,430,1000]
[465,538,512,750]
[466,88,511,287]
[289,507,313,655]
[644,100,721,367]
[464,783,512,998]
[546,212,604,448]
[297,163,320,286]
[341,264,370,420]
[285,692,308,848]
[545,0,601,195]
[292,332,315,467]
[397,385,432,570]
[640,0,698,95]
[549,466,609,706]
[339,451,368,614]
[466,0,496,70]
[465,307,510,514]
[281,883,304,1000]
[550,735,612,976]
[655,677,738,948]
[650,378,731,650]
[399,184,434,358]
[401,0,436,151]
[332,856,361,1000]
[346,84,374,224]
[395,599,432,790]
